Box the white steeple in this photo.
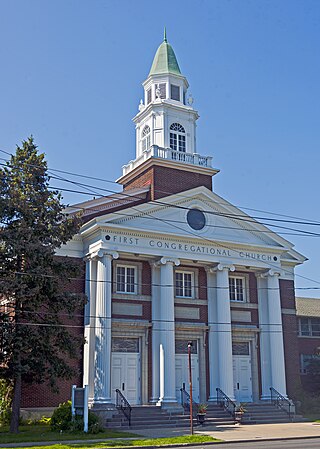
[118,33,218,187]
[133,33,199,159]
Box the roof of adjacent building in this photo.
[65,186,150,224]
[149,32,181,76]
[296,297,320,317]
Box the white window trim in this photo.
[229,275,249,303]
[170,84,180,101]
[169,122,186,153]
[298,317,320,337]
[174,269,198,299]
[300,353,320,374]
[114,263,140,295]
[141,125,151,153]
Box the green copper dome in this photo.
[149,33,181,76]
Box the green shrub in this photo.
[50,401,72,431]
[38,416,51,425]
[50,401,103,433]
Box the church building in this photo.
[52,34,306,411]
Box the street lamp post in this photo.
[188,341,193,435]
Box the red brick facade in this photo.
[122,165,213,200]
[21,251,308,410]
[21,258,85,408]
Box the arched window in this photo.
[170,123,186,152]
[141,125,151,152]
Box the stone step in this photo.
[105,403,237,429]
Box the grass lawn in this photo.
[0,424,137,444]
[0,435,221,449]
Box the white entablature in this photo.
[57,186,306,276]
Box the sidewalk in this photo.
[132,421,320,441]
[1,422,319,447]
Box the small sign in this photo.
[71,385,89,432]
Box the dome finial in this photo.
[164,27,167,43]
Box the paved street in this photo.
[176,439,320,448]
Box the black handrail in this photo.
[115,389,132,426]
[216,388,237,418]
[180,387,199,419]
[270,387,294,421]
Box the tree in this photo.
[0,137,85,432]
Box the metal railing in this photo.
[115,389,132,427]
[270,387,294,421]
[216,388,237,418]
[180,387,199,419]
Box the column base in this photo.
[157,399,183,412]
[89,398,115,407]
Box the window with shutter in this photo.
[155,83,166,99]
[171,84,180,101]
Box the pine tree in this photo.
[0,137,85,433]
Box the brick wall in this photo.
[282,314,301,397]
[123,165,213,199]
[298,335,320,392]
[198,267,207,300]
[279,279,301,397]
[21,257,85,408]
[280,279,296,309]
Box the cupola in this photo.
[117,32,219,200]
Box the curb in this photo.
[1,435,320,449]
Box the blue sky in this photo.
[0,0,319,295]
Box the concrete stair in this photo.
[105,402,300,429]
[203,403,236,426]
[105,404,235,429]
[240,403,293,424]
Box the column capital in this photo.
[258,269,282,279]
[90,250,119,261]
[156,257,180,267]
[84,254,92,262]
[213,263,235,273]
[149,259,161,269]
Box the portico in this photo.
[77,206,301,409]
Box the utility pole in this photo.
[188,341,193,435]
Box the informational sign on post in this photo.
[71,384,89,432]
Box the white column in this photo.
[206,267,219,401]
[83,257,91,387]
[256,273,272,400]
[215,263,235,400]
[93,250,119,404]
[267,270,287,396]
[150,262,161,403]
[83,255,97,401]
[157,257,180,407]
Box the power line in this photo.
[1,150,320,228]
[1,149,320,286]
[0,320,299,335]
[1,269,320,290]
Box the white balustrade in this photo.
[122,145,212,176]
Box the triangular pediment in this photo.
[84,187,304,263]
